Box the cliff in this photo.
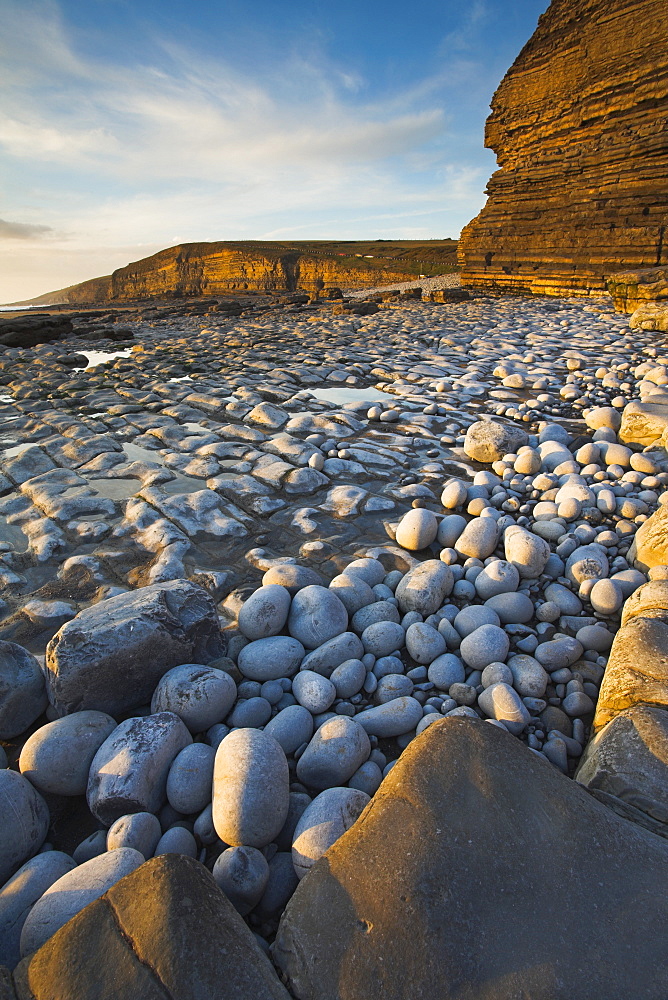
[458,0,668,296]
[15,240,458,306]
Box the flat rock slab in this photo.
[45,579,225,717]
[11,855,291,1000]
[273,718,668,1000]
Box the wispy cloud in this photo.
[0,0,494,300]
[0,218,53,239]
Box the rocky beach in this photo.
[1,274,668,997]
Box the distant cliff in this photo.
[17,240,458,306]
[459,0,668,295]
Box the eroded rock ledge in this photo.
[459,0,668,296]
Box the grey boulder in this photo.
[45,580,225,717]
[19,711,117,797]
[0,770,49,887]
[0,852,76,970]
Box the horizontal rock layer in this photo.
[17,241,458,305]
[459,0,668,296]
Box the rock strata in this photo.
[459,0,668,295]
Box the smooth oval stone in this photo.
[264,705,314,755]
[87,712,192,826]
[329,574,376,615]
[562,691,595,717]
[20,848,144,958]
[361,621,405,657]
[590,578,624,615]
[227,696,272,728]
[0,851,76,971]
[535,637,584,671]
[355,697,423,737]
[440,481,468,510]
[154,826,197,858]
[395,561,454,616]
[477,682,531,735]
[262,564,323,594]
[375,674,414,704]
[300,632,364,678]
[474,560,520,600]
[485,592,535,624]
[151,664,237,734]
[0,640,48,740]
[107,812,162,858]
[506,654,549,698]
[212,845,270,916]
[166,742,215,814]
[297,716,370,790]
[454,518,499,560]
[576,624,613,653]
[330,659,366,699]
[292,787,370,879]
[566,544,609,586]
[237,636,305,682]
[19,711,117,797]
[288,586,348,650]
[437,513,467,547]
[73,831,108,865]
[395,508,439,551]
[0,770,49,887]
[504,526,550,579]
[351,601,401,635]
[459,624,510,671]
[292,671,337,715]
[464,420,528,462]
[544,582,582,615]
[481,662,514,687]
[212,728,289,848]
[255,851,300,919]
[343,558,386,588]
[405,623,446,664]
[427,653,466,690]
[347,759,383,796]
[454,605,501,638]
[238,585,292,640]
[193,803,217,845]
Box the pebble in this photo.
[296,716,370,790]
[264,704,315,755]
[19,711,117,797]
[212,728,289,848]
[355,696,423,737]
[395,508,439,550]
[0,641,48,740]
[459,624,510,671]
[106,812,162,858]
[237,636,305,681]
[166,742,216,814]
[477,682,531,735]
[151,664,237,733]
[428,653,466,689]
[292,787,370,879]
[330,658,367,698]
[288,585,348,649]
[212,846,270,915]
[405,622,446,663]
[395,560,454,616]
[154,826,197,858]
[0,851,76,970]
[238,584,292,639]
[454,518,499,560]
[0,770,50,887]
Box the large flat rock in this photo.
[11,855,291,1000]
[619,399,668,447]
[273,718,668,1000]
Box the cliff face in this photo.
[39,240,457,306]
[459,0,668,296]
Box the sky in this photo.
[0,0,548,303]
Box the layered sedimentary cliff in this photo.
[25,240,458,306]
[459,0,668,296]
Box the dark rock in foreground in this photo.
[273,717,668,1000]
[11,854,291,1000]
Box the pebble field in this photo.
[1,283,668,967]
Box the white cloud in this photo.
[0,218,53,239]
[0,0,492,301]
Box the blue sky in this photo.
[0,0,547,301]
